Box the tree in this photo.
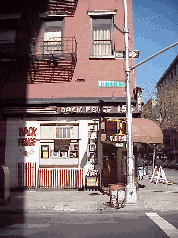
[141,80,178,160]
[157,82,178,130]
[141,81,178,128]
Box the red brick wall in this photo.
[0,0,135,100]
[27,0,135,99]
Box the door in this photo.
[102,143,118,186]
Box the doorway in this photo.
[102,143,118,187]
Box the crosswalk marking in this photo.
[146,213,178,238]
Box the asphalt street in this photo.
[0,167,178,237]
[1,211,177,237]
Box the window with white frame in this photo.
[88,12,116,58]
[42,19,64,56]
[56,127,71,139]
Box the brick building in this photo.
[156,55,178,160]
[0,0,142,189]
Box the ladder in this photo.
[150,166,168,184]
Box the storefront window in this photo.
[40,123,79,167]
[56,127,70,139]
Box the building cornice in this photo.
[0,97,137,107]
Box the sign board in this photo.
[98,81,125,88]
[86,177,99,187]
[56,104,138,114]
[105,121,117,134]
[115,50,139,59]
[116,143,124,148]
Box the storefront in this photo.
[3,101,145,189]
[4,117,98,188]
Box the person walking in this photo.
[138,157,144,180]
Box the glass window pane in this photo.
[56,127,70,138]
[92,17,112,56]
[93,18,112,31]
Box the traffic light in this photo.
[118,120,126,135]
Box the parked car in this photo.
[144,160,150,166]
[170,160,176,169]
[162,160,172,168]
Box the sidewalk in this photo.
[1,171,178,213]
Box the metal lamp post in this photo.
[124,0,137,203]
[115,0,178,204]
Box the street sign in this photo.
[98,81,125,88]
[115,50,139,58]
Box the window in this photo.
[42,19,64,56]
[89,13,115,58]
[174,66,176,76]
[56,127,70,139]
[171,71,173,80]
[0,17,19,58]
[0,30,16,57]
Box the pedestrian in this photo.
[155,157,162,168]
[137,157,144,180]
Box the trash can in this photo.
[109,183,126,208]
[0,165,10,205]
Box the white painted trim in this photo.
[90,55,115,59]
[88,10,117,16]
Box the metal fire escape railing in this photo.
[47,0,78,17]
[28,37,77,83]
[0,37,77,83]
[30,37,77,60]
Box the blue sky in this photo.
[132,0,178,101]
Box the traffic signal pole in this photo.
[115,0,178,204]
[124,0,137,203]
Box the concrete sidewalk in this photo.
[1,172,178,213]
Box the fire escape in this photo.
[28,36,77,83]
[46,0,78,17]
[28,0,78,83]
[0,0,78,86]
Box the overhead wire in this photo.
[133,11,178,23]
[134,23,178,37]
[133,10,178,37]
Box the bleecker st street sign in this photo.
[98,81,125,88]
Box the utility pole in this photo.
[124,0,137,203]
[115,0,178,204]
